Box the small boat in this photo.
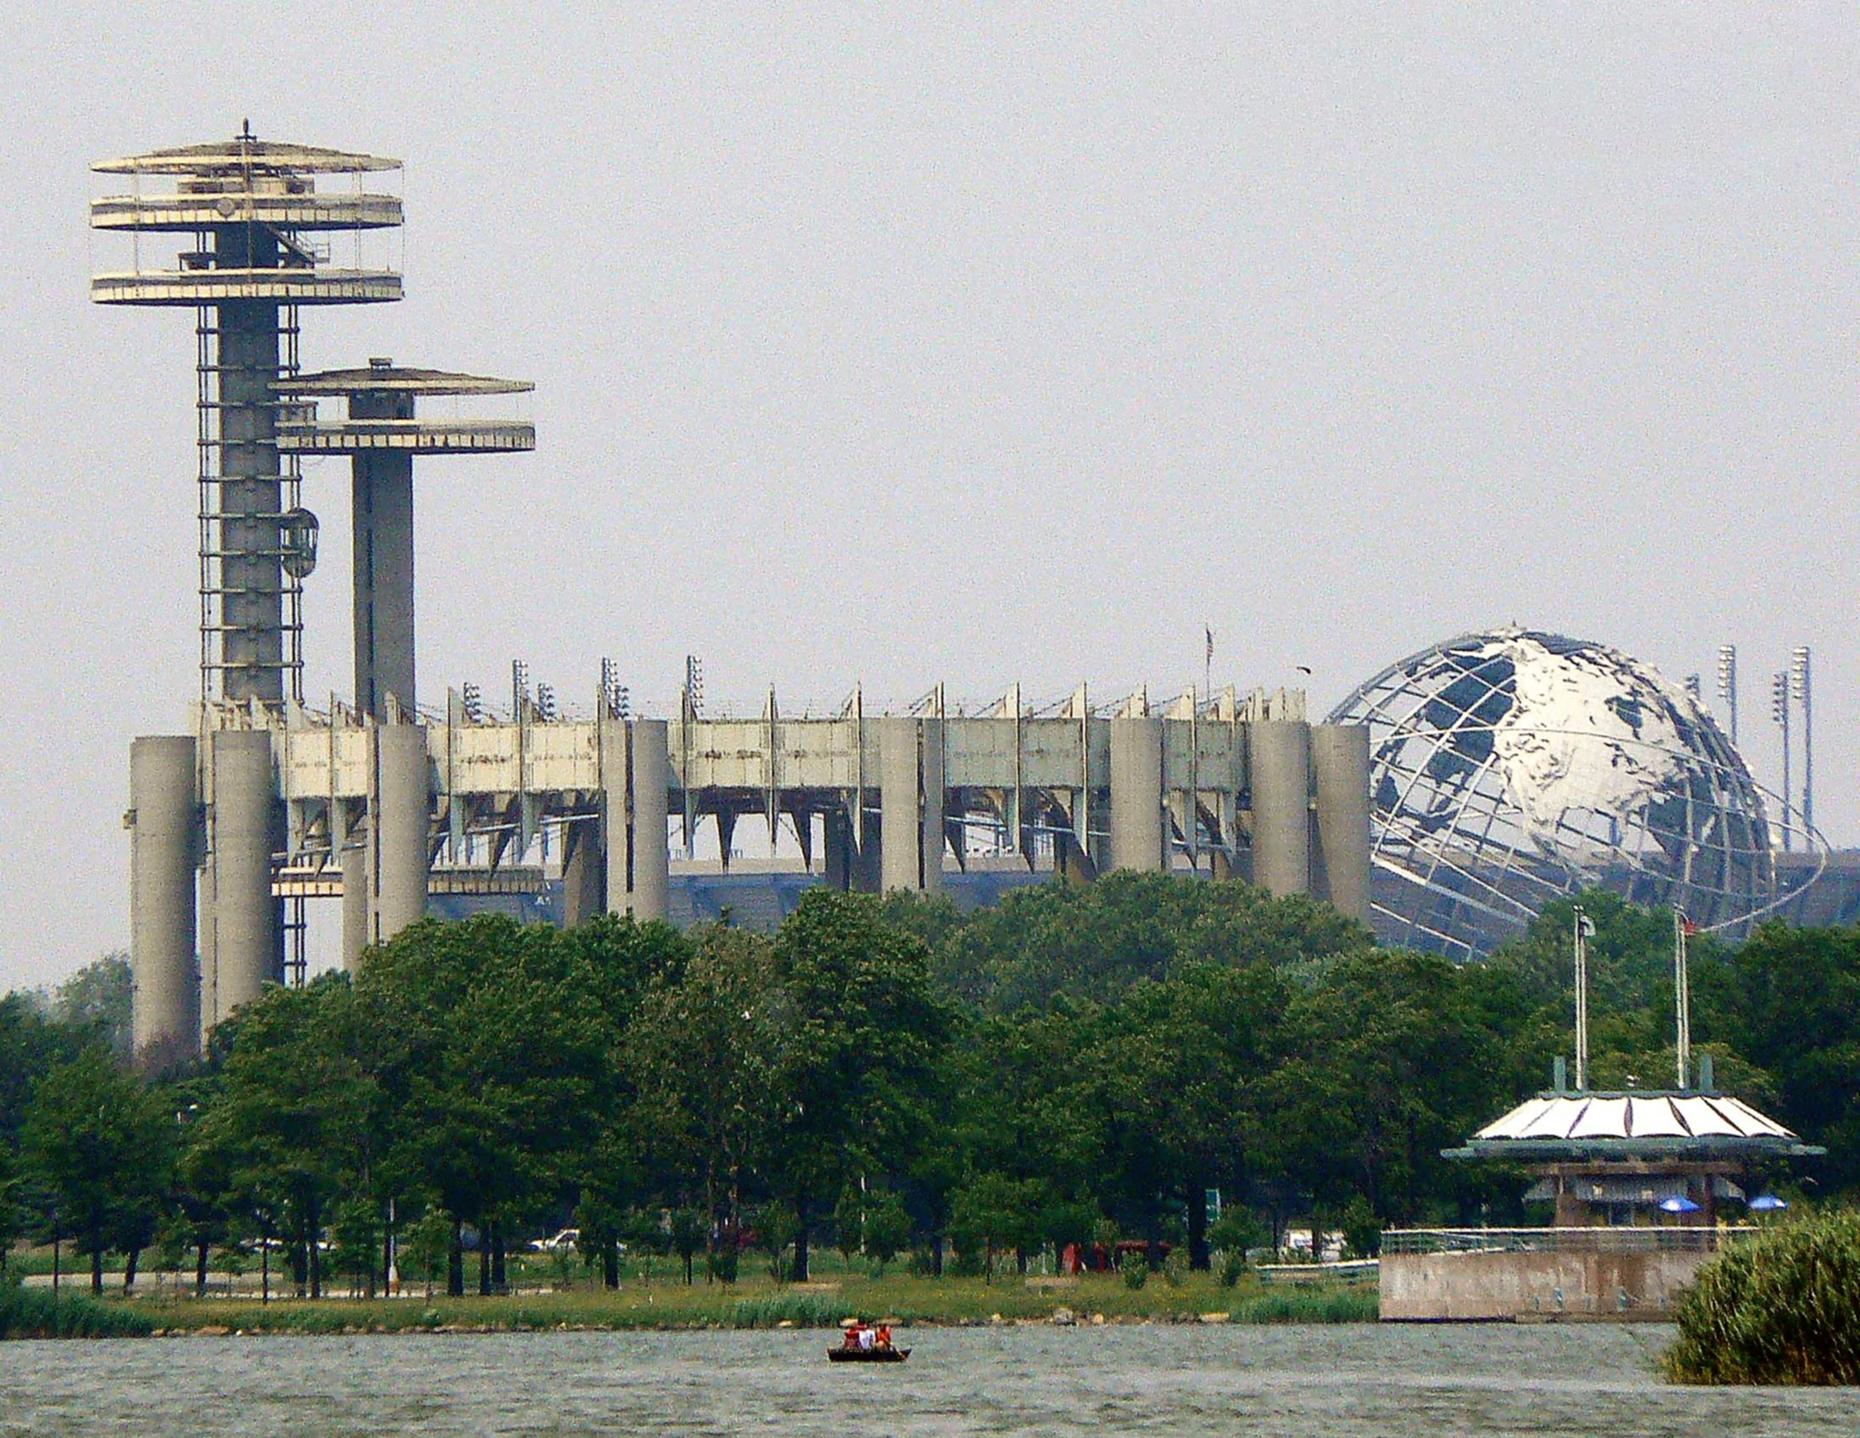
[827,1345,911,1363]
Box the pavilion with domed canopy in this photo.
[1446,1059,1822,1228]
[1380,1060,1822,1321]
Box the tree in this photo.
[949,1172,1042,1280]
[358,916,611,1295]
[1256,948,1503,1227]
[758,891,953,1280]
[668,1206,706,1284]
[192,976,380,1299]
[626,925,773,1265]
[0,993,90,1147]
[43,954,134,1063]
[863,1189,912,1274]
[1082,963,1286,1268]
[1718,923,1860,1192]
[0,1142,19,1269]
[19,1049,173,1293]
[934,872,1373,1015]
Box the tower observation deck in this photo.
[91,127,403,706]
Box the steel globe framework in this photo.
[1327,627,1823,959]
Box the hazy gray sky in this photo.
[1,6,1853,990]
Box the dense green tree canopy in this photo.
[2,877,1855,1288]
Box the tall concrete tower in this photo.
[92,127,403,704]
[94,129,403,1059]
[275,361,533,964]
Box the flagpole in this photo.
[1674,909,1691,1089]
[1573,905,1588,1092]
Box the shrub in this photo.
[1217,1249,1247,1289]
[729,1292,846,1328]
[1665,1210,1860,1385]
[1121,1259,1147,1291]
[1232,1286,1376,1324]
[0,1275,154,1339]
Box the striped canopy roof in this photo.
[1449,1091,1823,1160]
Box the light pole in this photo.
[1771,670,1791,851]
[1791,647,1812,840]
[1715,646,1737,745]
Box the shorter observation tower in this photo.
[275,360,534,964]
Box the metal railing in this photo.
[1380,1226,1757,1256]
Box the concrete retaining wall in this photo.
[1380,1248,1714,1322]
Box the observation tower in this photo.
[275,360,533,963]
[92,125,403,706]
[93,129,404,1055]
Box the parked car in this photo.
[530,1228,581,1253]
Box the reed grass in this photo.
[1664,1210,1860,1386]
[0,1277,155,1339]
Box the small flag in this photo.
[1680,915,1701,937]
[1205,626,1214,664]
[1576,913,1596,940]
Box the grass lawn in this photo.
[113,1268,1375,1334]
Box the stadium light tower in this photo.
[1770,670,1791,853]
[1715,645,1737,745]
[1791,647,1812,839]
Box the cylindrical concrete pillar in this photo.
[352,443,416,718]
[1109,716,1166,872]
[214,282,285,705]
[629,720,670,921]
[372,723,431,943]
[129,736,199,1060]
[205,730,278,1030]
[340,839,368,971]
[1311,724,1372,923]
[879,718,925,892]
[1249,720,1311,897]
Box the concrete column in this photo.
[371,723,430,943]
[1109,716,1166,872]
[626,720,670,921]
[1311,724,1372,923]
[1249,720,1311,897]
[204,730,278,1032]
[562,819,606,926]
[602,719,630,918]
[853,794,884,892]
[920,718,944,896]
[129,736,199,1060]
[1055,828,1095,886]
[340,837,368,971]
[823,806,852,891]
[213,271,285,704]
[880,718,942,893]
[352,440,416,718]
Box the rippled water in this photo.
[0,1324,1849,1437]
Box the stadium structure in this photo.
[1328,627,1828,960]
[96,130,1373,1062]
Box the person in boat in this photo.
[842,1320,867,1351]
[875,1324,893,1352]
[859,1323,876,1351]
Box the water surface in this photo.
[1,1324,1848,1436]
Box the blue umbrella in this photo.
[1748,1194,1788,1212]
[1658,1195,1702,1214]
